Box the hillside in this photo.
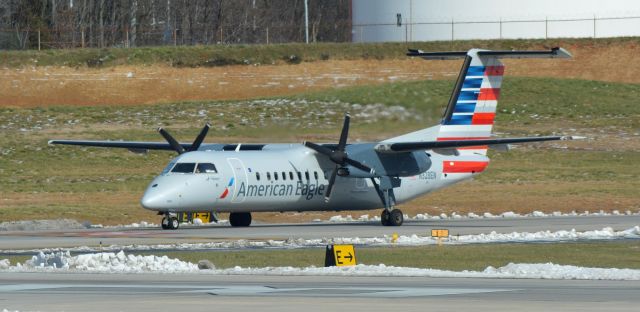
[2,38,640,108]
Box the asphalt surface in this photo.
[1,272,638,311]
[1,215,638,250]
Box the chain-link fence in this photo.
[1,20,352,50]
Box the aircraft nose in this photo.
[140,182,167,210]
[140,191,160,210]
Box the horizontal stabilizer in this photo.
[407,47,572,60]
[375,136,578,153]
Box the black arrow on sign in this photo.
[344,252,353,262]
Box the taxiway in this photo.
[0,215,638,250]
[0,272,638,311]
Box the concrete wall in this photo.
[352,0,640,42]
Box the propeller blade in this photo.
[337,114,350,151]
[158,128,186,154]
[344,157,374,174]
[304,141,334,156]
[189,123,211,151]
[324,166,339,202]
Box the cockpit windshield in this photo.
[161,160,177,175]
[171,163,196,173]
[196,163,217,173]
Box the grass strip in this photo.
[2,241,639,271]
[4,37,637,68]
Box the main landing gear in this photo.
[381,209,404,226]
[370,177,403,226]
[161,213,180,230]
[229,212,252,227]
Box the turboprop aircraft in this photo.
[50,47,576,229]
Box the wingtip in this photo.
[47,140,54,145]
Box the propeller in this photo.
[158,123,211,154]
[303,114,374,202]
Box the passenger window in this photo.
[196,163,217,173]
[297,172,302,180]
[256,172,260,181]
[171,163,196,173]
[289,172,294,180]
[282,172,286,180]
[274,172,278,181]
[305,171,309,180]
[267,172,271,180]
[314,171,318,180]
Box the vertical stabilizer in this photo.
[385,47,571,154]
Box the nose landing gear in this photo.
[161,213,180,230]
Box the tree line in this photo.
[0,0,351,49]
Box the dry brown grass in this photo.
[3,42,640,108]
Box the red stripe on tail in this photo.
[443,161,489,173]
[472,112,495,125]
[485,66,505,76]
[478,88,500,101]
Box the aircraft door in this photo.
[226,158,248,203]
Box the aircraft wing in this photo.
[375,136,577,153]
[48,140,191,151]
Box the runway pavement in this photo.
[1,272,638,311]
[0,215,638,250]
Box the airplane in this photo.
[49,47,576,229]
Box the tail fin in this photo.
[389,48,571,154]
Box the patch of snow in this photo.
[3,251,640,281]
[212,263,640,281]
[325,210,640,223]
[15,251,197,273]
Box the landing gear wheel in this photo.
[381,210,391,226]
[168,217,180,230]
[229,212,252,227]
[161,216,169,230]
[388,209,404,226]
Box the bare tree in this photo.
[0,0,352,49]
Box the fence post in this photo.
[499,18,502,39]
[173,29,177,46]
[81,29,85,48]
[125,28,129,48]
[266,26,269,44]
[593,15,597,38]
[405,22,408,43]
[451,18,454,41]
[38,29,41,51]
[545,17,548,39]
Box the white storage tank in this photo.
[352,0,640,42]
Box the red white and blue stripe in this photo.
[439,53,504,156]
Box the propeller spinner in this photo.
[304,114,375,202]
[158,123,211,154]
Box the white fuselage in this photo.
[140,144,488,214]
